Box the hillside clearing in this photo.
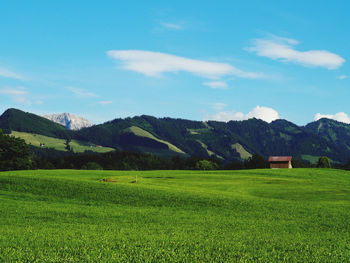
[9,131,114,153]
[125,126,185,154]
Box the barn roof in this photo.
[268,156,292,162]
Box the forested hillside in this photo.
[0,108,70,138]
[1,108,350,163]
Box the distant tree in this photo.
[81,162,103,170]
[31,157,56,169]
[292,158,312,168]
[44,161,56,169]
[195,160,218,170]
[0,128,32,171]
[225,160,244,170]
[317,156,331,168]
[171,155,187,170]
[244,154,268,169]
[342,159,350,170]
[210,157,222,169]
[65,138,71,151]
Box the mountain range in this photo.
[44,113,93,130]
[1,108,350,164]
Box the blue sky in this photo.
[0,0,349,125]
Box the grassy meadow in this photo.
[10,131,114,153]
[1,169,350,262]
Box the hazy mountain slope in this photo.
[44,113,93,130]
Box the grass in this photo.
[126,126,185,154]
[10,131,114,153]
[196,139,224,159]
[231,143,252,160]
[1,168,350,262]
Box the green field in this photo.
[10,131,115,153]
[1,169,350,262]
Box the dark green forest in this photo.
[0,129,32,171]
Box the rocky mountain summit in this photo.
[44,113,93,130]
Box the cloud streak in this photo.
[0,87,28,95]
[336,75,348,80]
[206,105,279,123]
[160,22,183,30]
[0,87,41,106]
[203,81,228,89]
[98,100,113,105]
[66,87,98,98]
[0,67,22,80]
[107,50,262,79]
[211,102,227,111]
[315,112,350,124]
[248,36,345,70]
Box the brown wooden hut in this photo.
[268,156,292,169]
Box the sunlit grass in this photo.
[1,169,350,262]
[10,131,114,153]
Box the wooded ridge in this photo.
[1,108,350,164]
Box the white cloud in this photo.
[13,96,32,106]
[336,75,348,80]
[211,102,227,111]
[98,100,113,105]
[0,67,22,80]
[206,105,279,123]
[107,50,262,79]
[203,81,228,89]
[248,35,345,69]
[314,112,350,124]
[34,100,43,105]
[0,87,40,106]
[0,87,28,95]
[160,22,183,30]
[245,106,279,123]
[66,87,98,98]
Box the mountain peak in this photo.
[44,113,93,130]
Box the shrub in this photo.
[195,160,218,170]
[0,129,32,171]
[317,156,331,168]
[81,162,103,170]
[244,154,268,169]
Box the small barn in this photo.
[268,156,292,169]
